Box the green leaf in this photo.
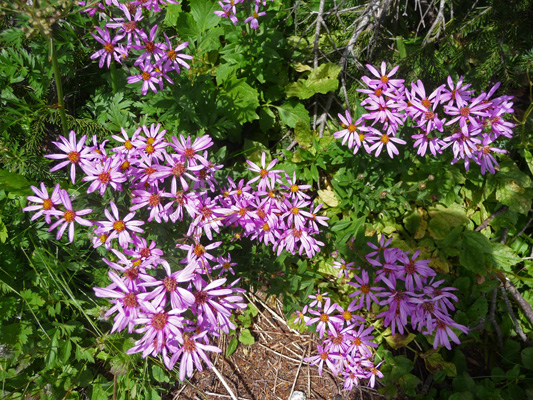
[226,337,238,357]
[466,296,488,320]
[20,289,45,307]
[190,0,220,32]
[294,120,313,148]
[459,231,491,273]
[385,332,417,349]
[495,156,533,215]
[0,219,8,243]
[396,37,407,58]
[220,78,259,123]
[259,107,276,133]
[424,353,457,377]
[488,243,522,271]
[285,63,341,99]
[152,365,169,383]
[275,101,310,129]
[238,329,255,345]
[428,203,469,240]
[521,347,533,370]
[0,169,32,196]
[164,3,182,26]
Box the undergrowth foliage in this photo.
[1,0,533,399]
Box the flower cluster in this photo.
[214,0,271,30]
[334,62,515,174]
[299,236,468,390]
[82,1,192,95]
[219,154,328,258]
[24,126,328,379]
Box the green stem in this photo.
[110,61,118,95]
[49,37,68,135]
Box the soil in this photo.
[166,292,387,400]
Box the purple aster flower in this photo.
[214,2,239,25]
[362,62,404,91]
[440,76,475,106]
[45,131,92,183]
[171,135,213,166]
[348,269,384,310]
[126,302,185,359]
[106,3,144,46]
[246,152,283,191]
[130,185,168,223]
[112,126,141,155]
[159,34,193,74]
[47,189,93,243]
[397,249,436,291]
[139,260,196,311]
[348,323,378,358]
[94,270,142,333]
[162,181,199,222]
[213,253,237,276]
[244,4,266,30]
[444,95,491,128]
[90,27,125,69]
[474,134,506,174]
[367,132,406,158]
[307,298,344,338]
[304,344,343,376]
[428,316,468,350]
[169,331,222,381]
[127,63,161,95]
[82,156,127,195]
[132,25,165,67]
[99,201,145,249]
[23,183,61,224]
[332,258,355,279]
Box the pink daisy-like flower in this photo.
[362,62,404,90]
[99,201,145,249]
[244,4,266,30]
[332,258,356,279]
[214,2,239,25]
[82,156,127,195]
[90,27,126,69]
[23,183,61,224]
[367,132,406,158]
[246,152,283,191]
[169,331,222,381]
[171,135,213,166]
[106,3,144,47]
[45,131,92,183]
[348,269,384,310]
[47,189,93,243]
[160,34,193,74]
[132,25,165,67]
[127,63,161,95]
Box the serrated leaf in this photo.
[467,296,488,320]
[190,0,220,32]
[285,63,341,99]
[275,101,310,128]
[238,329,255,345]
[0,219,8,243]
[164,3,182,26]
[488,243,522,271]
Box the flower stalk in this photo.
[49,37,68,136]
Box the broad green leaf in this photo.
[466,296,488,320]
[396,37,407,58]
[259,107,276,133]
[385,332,416,349]
[459,231,491,273]
[216,63,239,86]
[190,0,220,32]
[0,168,32,196]
[152,365,169,383]
[294,120,313,148]
[285,63,342,99]
[424,353,457,377]
[488,242,522,271]
[238,329,255,345]
[275,101,310,128]
[220,78,259,123]
[495,156,533,215]
[521,347,533,370]
[428,203,469,240]
[164,3,182,26]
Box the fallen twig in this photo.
[212,363,239,400]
